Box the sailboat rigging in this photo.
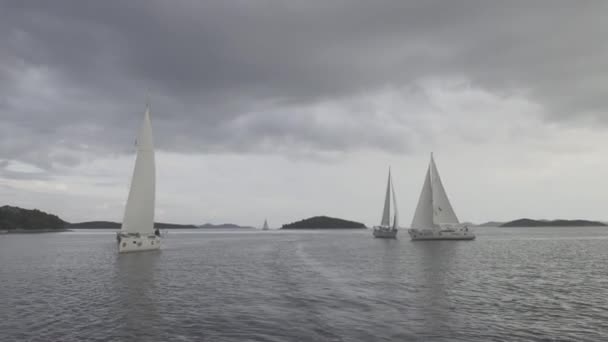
[116,103,161,252]
[408,153,475,241]
[373,167,399,239]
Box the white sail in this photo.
[380,169,393,227]
[411,164,435,229]
[391,179,399,230]
[373,168,399,238]
[430,155,459,224]
[408,154,474,241]
[379,168,398,229]
[121,106,155,234]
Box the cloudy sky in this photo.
[1,1,607,226]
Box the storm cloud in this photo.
[2,1,607,168]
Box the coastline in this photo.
[500,225,607,228]
[280,227,367,230]
[1,228,72,234]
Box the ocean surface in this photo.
[2,227,608,341]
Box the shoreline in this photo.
[500,225,607,228]
[1,228,72,234]
[280,227,367,230]
[67,227,254,230]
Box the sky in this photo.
[1,1,608,226]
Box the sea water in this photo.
[1,227,608,341]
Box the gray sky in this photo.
[1,1,608,226]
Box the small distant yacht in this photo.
[373,167,399,239]
[262,219,270,230]
[116,103,161,252]
[407,153,475,241]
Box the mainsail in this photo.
[411,153,458,229]
[121,105,156,234]
[263,219,269,230]
[380,168,399,229]
[411,165,434,229]
[430,155,459,224]
[391,181,399,230]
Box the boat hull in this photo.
[407,228,475,241]
[117,233,161,253]
[373,226,398,239]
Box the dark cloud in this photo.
[1,1,606,169]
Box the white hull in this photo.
[407,228,475,241]
[373,226,398,239]
[117,233,161,253]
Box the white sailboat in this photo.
[262,219,270,230]
[373,167,399,238]
[116,103,160,252]
[407,153,475,241]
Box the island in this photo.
[476,221,505,227]
[0,205,68,233]
[281,216,366,229]
[500,218,607,227]
[1,204,247,233]
[67,221,199,229]
[198,223,254,229]
[66,221,121,229]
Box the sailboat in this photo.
[262,219,270,230]
[373,167,399,238]
[116,103,160,252]
[407,153,475,241]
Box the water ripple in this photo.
[1,228,608,341]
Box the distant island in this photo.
[199,223,254,229]
[67,221,199,229]
[0,205,67,232]
[476,221,505,227]
[500,218,607,227]
[66,221,121,228]
[281,216,366,229]
[0,205,252,233]
[65,221,253,229]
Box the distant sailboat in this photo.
[407,153,475,241]
[373,167,399,238]
[116,103,161,252]
[262,219,269,230]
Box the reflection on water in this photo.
[2,228,608,341]
[113,252,162,341]
[416,241,458,336]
